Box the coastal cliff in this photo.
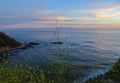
[0,31,21,51]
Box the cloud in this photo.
[97,4,120,11]
[91,13,114,18]
[87,4,120,18]
[90,11,120,19]
[38,16,68,21]
[55,4,120,14]
[0,1,120,29]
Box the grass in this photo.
[1,53,120,83]
[0,52,80,83]
[0,63,46,83]
[0,62,79,83]
[1,52,120,83]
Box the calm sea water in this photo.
[1,28,120,81]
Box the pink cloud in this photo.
[91,13,115,18]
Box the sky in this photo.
[0,0,120,28]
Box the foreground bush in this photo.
[0,59,79,83]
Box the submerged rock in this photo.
[28,42,40,45]
[51,41,63,44]
[21,42,40,49]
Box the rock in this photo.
[51,41,63,44]
[21,42,40,49]
[28,42,40,45]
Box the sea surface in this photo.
[1,28,120,82]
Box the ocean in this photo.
[1,28,120,82]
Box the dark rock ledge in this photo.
[0,31,39,52]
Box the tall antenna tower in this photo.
[56,20,60,42]
[51,20,63,44]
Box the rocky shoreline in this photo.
[0,31,40,62]
[0,42,40,52]
[0,31,39,53]
[85,59,120,83]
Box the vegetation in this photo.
[1,52,120,83]
[0,32,21,48]
[85,59,120,83]
[0,63,46,83]
[0,52,80,83]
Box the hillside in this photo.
[0,31,21,50]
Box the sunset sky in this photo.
[0,0,120,28]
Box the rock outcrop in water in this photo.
[0,31,21,50]
[21,42,40,49]
[51,41,63,44]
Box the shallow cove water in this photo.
[1,28,120,82]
